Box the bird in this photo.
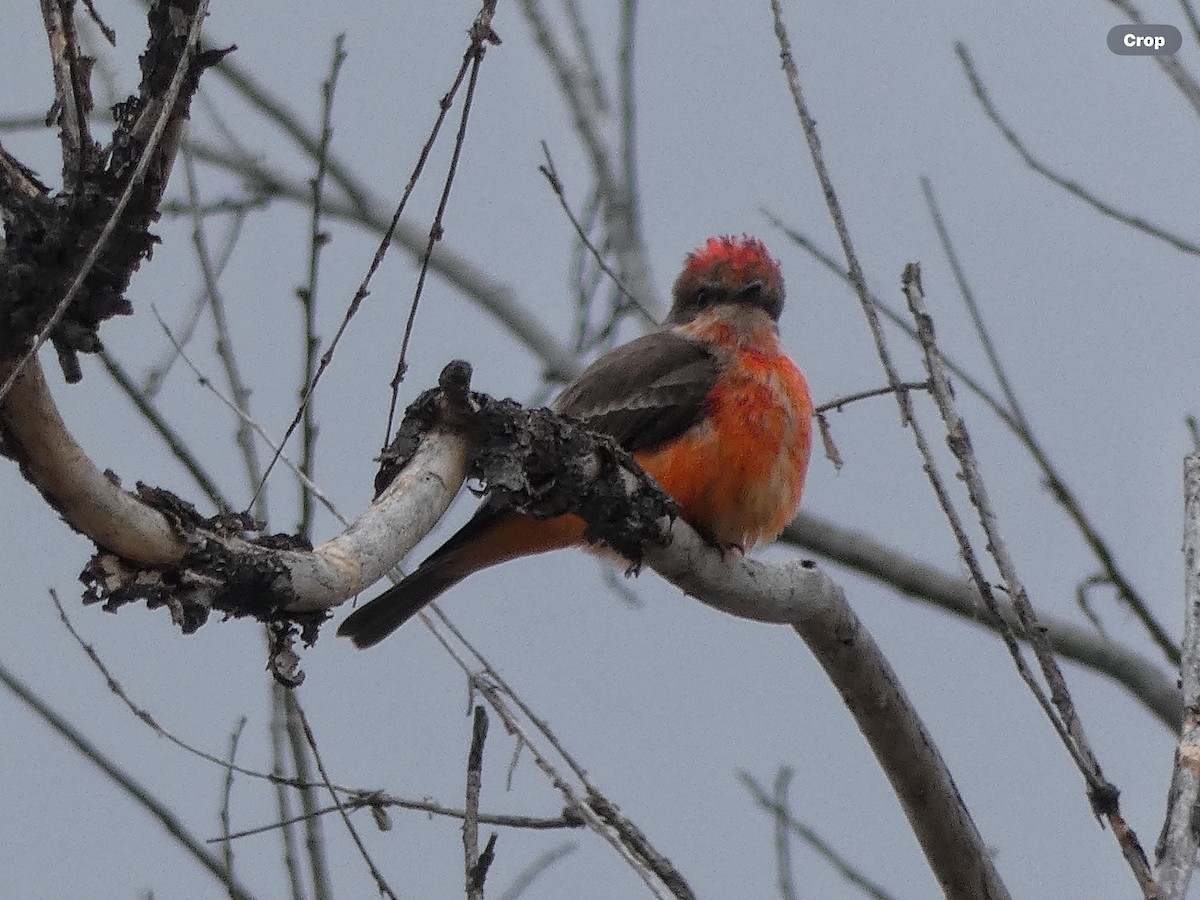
[338,235,813,648]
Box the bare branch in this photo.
[813,381,929,415]
[768,4,1009,894]
[1105,0,1200,116]
[464,706,496,900]
[267,689,306,900]
[421,631,685,899]
[294,704,397,899]
[180,151,265,508]
[740,770,896,900]
[771,769,800,900]
[1155,454,1200,897]
[903,264,1154,895]
[497,843,578,900]
[1181,0,1200,48]
[539,143,654,323]
[650,510,1007,896]
[769,213,1179,667]
[2,351,473,631]
[956,41,1200,258]
[0,646,260,900]
[280,691,333,900]
[386,12,500,438]
[1,0,217,399]
[39,0,99,190]
[219,717,248,890]
[516,0,657,315]
[919,176,1028,427]
[0,355,185,565]
[97,349,229,511]
[295,33,347,537]
[183,139,582,381]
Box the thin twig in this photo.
[764,210,1006,418]
[143,206,250,397]
[814,381,931,474]
[417,619,680,899]
[0,635,259,900]
[151,306,341,520]
[813,381,929,415]
[294,33,346,537]
[255,0,501,501]
[294,704,398,900]
[39,0,97,190]
[919,176,1028,427]
[771,769,800,900]
[920,178,1177,657]
[181,150,264,510]
[539,143,654,323]
[561,0,610,115]
[767,2,906,416]
[96,349,229,511]
[182,138,580,380]
[956,41,1200,258]
[781,510,1181,728]
[768,211,1179,667]
[768,5,1010,896]
[1180,0,1200,48]
[516,0,658,316]
[268,688,306,900]
[617,0,641,260]
[1106,0,1200,116]
[903,264,1155,895]
[52,558,344,794]
[497,843,578,900]
[740,771,896,900]
[219,717,248,893]
[213,798,579,844]
[386,8,501,440]
[282,690,333,900]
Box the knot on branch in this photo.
[79,484,322,641]
[379,361,676,565]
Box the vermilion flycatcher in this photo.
[339,235,813,648]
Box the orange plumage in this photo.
[338,236,812,648]
[642,307,812,549]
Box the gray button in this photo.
[1108,24,1182,55]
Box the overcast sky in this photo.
[1,2,1196,898]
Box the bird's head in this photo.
[666,235,785,326]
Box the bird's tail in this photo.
[337,508,585,649]
[337,560,464,649]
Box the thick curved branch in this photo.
[0,356,184,565]
[645,522,1010,899]
[3,344,1007,895]
[0,354,469,623]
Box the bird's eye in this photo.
[736,281,764,302]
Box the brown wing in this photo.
[421,329,722,562]
[553,329,722,453]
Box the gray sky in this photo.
[1,1,1195,897]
